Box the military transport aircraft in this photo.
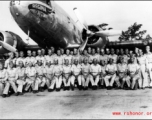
[0,0,122,54]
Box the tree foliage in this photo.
[119,22,147,41]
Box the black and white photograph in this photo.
[1,0,152,119]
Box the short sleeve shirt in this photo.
[128,63,140,75]
[0,69,7,79]
[25,67,36,77]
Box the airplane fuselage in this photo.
[10,1,83,49]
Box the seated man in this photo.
[71,59,82,90]
[62,59,72,90]
[48,59,62,92]
[44,61,54,89]
[81,58,91,90]
[115,57,129,89]
[16,61,26,95]
[126,57,142,90]
[99,60,106,88]
[34,60,46,93]
[3,61,18,96]
[104,58,117,90]
[89,58,102,90]
[0,62,8,97]
[25,62,37,92]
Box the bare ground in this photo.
[1,88,152,119]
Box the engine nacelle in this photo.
[0,31,27,54]
[86,25,109,48]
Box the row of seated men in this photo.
[0,46,152,98]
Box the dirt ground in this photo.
[1,88,152,119]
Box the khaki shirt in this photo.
[7,68,17,80]
[100,55,109,64]
[128,63,140,76]
[44,65,54,75]
[25,57,37,66]
[106,64,117,75]
[0,69,7,79]
[90,64,101,76]
[16,67,26,79]
[35,66,45,76]
[117,63,128,73]
[81,64,90,75]
[137,55,147,65]
[25,67,36,77]
[109,54,118,64]
[71,64,82,76]
[53,65,62,76]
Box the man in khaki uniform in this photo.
[4,52,14,69]
[0,62,8,97]
[115,57,129,89]
[44,61,54,89]
[18,51,26,66]
[64,49,72,65]
[126,57,141,90]
[104,58,117,90]
[34,60,46,93]
[25,62,37,92]
[88,58,102,89]
[100,49,109,65]
[45,49,55,65]
[99,60,106,88]
[13,51,20,67]
[72,49,80,64]
[48,59,62,92]
[25,50,37,67]
[89,48,99,64]
[36,50,46,67]
[137,49,147,89]
[16,61,26,95]
[71,59,82,90]
[145,46,152,87]
[3,61,18,96]
[80,50,90,65]
[81,58,91,90]
[54,50,64,66]
[109,48,118,64]
[62,59,72,90]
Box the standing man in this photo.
[100,49,109,65]
[4,52,14,69]
[137,49,147,89]
[145,46,152,87]
[64,49,72,65]
[109,48,118,64]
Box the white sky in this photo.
[0,1,152,45]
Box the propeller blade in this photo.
[94,30,122,37]
[79,37,88,52]
[73,7,88,30]
[0,41,17,52]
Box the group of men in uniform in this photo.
[0,46,152,98]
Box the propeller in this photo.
[73,7,121,51]
[0,41,17,52]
